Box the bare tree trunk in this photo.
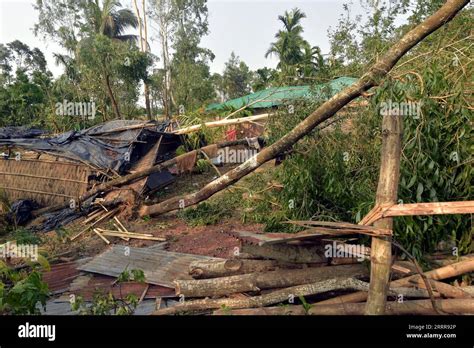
[365,114,403,315]
[154,278,369,315]
[142,0,152,120]
[175,264,368,298]
[189,259,294,279]
[139,0,470,217]
[134,0,152,120]
[104,73,121,119]
[155,0,173,118]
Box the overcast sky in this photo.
[0,0,369,77]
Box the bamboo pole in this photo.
[172,114,269,135]
[319,258,474,305]
[366,113,403,315]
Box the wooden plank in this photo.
[360,201,474,226]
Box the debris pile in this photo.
[149,229,474,315]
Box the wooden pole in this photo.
[213,299,474,316]
[366,113,403,315]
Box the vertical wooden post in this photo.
[365,113,403,315]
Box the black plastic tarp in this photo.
[0,120,182,174]
[0,126,45,139]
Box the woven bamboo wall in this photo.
[0,158,91,207]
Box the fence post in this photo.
[365,113,403,314]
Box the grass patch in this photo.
[178,202,232,227]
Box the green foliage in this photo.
[298,295,313,314]
[219,52,253,99]
[0,261,49,315]
[195,159,211,174]
[71,292,139,316]
[117,268,146,283]
[11,228,42,245]
[72,267,145,315]
[178,202,231,226]
[256,4,473,258]
[266,8,327,84]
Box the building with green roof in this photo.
[206,76,357,112]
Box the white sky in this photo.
[0,0,369,77]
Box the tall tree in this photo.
[132,0,153,119]
[151,0,175,118]
[174,0,214,110]
[265,8,308,82]
[221,52,252,99]
[82,0,140,118]
[251,67,277,92]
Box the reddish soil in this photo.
[127,215,265,258]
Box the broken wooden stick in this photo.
[71,208,118,241]
[175,264,368,298]
[213,299,474,315]
[317,258,474,305]
[95,228,166,241]
[93,229,111,244]
[360,201,474,226]
[140,0,470,217]
[154,277,369,315]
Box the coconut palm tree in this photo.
[265,8,309,82]
[86,0,139,42]
[81,0,140,119]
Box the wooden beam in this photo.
[360,201,474,226]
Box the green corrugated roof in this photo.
[206,77,358,112]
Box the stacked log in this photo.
[152,251,474,315]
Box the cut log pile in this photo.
[152,229,474,315]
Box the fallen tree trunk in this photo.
[139,0,470,217]
[213,299,474,315]
[172,114,269,135]
[317,258,474,305]
[241,243,327,264]
[189,259,301,279]
[34,137,264,216]
[175,264,368,298]
[154,278,369,315]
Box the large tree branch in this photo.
[140,0,470,217]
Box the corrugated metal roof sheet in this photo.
[206,77,357,111]
[78,246,223,287]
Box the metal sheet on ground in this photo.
[78,245,223,287]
